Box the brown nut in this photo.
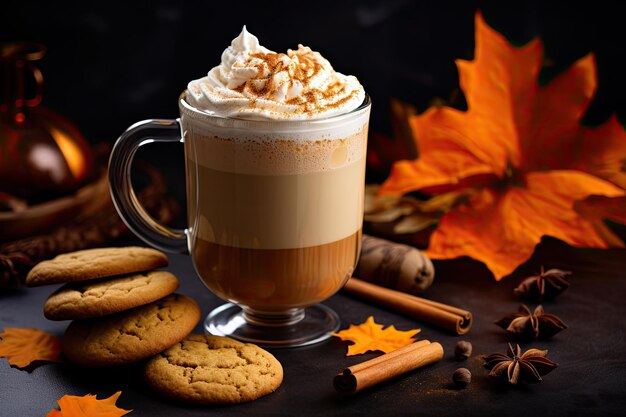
[453,368,471,388]
[454,340,472,360]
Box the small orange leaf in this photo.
[0,327,61,369]
[46,392,132,417]
[333,316,421,356]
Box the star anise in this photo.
[495,305,567,340]
[483,343,558,384]
[514,266,571,301]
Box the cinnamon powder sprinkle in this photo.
[237,48,359,116]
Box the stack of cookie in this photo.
[26,247,201,367]
[26,246,284,405]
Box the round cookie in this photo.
[62,294,200,367]
[44,271,180,320]
[144,334,283,405]
[26,246,168,287]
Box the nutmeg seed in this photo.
[453,368,471,388]
[454,340,472,360]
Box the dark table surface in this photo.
[1,236,626,417]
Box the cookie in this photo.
[62,294,200,367]
[26,246,168,287]
[43,271,180,321]
[144,334,283,405]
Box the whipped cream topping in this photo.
[187,27,365,120]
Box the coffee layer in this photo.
[193,231,361,311]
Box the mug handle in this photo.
[108,119,188,253]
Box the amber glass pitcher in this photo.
[0,42,93,203]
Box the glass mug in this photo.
[109,91,371,347]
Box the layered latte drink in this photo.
[181,28,369,317]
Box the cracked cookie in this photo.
[62,293,200,367]
[44,271,180,320]
[26,246,168,287]
[144,334,283,405]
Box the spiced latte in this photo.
[182,27,369,315]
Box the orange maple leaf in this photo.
[380,12,626,280]
[574,195,626,247]
[0,327,62,369]
[47,391,132,417]
[333,316,421,356]
[575,195,626,225]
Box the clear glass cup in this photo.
[109,91,371,347]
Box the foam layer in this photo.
[181,99,370,176]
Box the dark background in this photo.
[2,0,624,146]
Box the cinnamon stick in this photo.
[343,278,472,335]
[334,340,444,395]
